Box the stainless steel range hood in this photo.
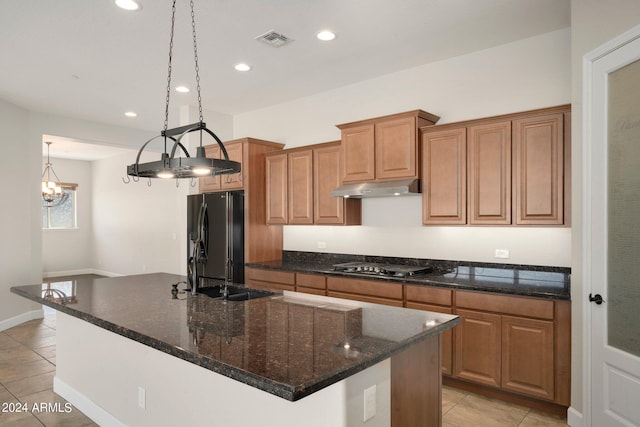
[330,179,420,198]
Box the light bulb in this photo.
[157,171,175,179]
[193,167,211,176]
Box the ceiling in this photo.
[2,0,570,159]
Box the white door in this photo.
[585,25,640,427]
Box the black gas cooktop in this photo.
[332,262,433,278]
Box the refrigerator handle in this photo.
[225,192,232,283]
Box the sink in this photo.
[197,284,274,302]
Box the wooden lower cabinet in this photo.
[327,276,403,307]
[501,315,554,400]
[245,267,570,408]
[454,309,502,388]
[296,273,327,296]
[245,267,295,292]
[407,302,453,376]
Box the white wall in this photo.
[91,151,188,276]
[42,157,94,276]
[234,29,572,267]
[569,1,640,422]
[0,99,42,329]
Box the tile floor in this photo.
[1,280,569,426]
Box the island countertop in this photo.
[11,273,458,401]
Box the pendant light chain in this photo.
[190,0,204,123]
[125,0,241,181]
[164,0,178,133]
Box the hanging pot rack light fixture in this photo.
[42,142,68,207]
[126,0,240,180]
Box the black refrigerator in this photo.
[187,191,244,286]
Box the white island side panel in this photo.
[54,311,391,427]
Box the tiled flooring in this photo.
[442,385,568,426]
[1,285,568,426]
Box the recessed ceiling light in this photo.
[125,111,137,117]
[115,0,141,11]
[316,30,336,41]
[234,63,252,72]
[175,86,190,93]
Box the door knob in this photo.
[589,293,604,305]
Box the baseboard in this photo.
[567,407,583,426]
[54,376,126,427]
[43,268,123,278]
[91,269,123,278]
[0,309,43,332]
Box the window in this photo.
[42,183,78,229]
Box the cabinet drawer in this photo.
[245,267,295,285]
[328,291,404,307]
[406,285,452,306]
[296,273,326,289]
[296,286,326,296]
[455,291,554,320]
[327,276,403,300]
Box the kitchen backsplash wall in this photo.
[283,197,571,267]
[235,29,572,267]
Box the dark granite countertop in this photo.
[246,251,571,300]
[10,273,458,401]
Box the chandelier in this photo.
[126,0,240,180]
[42,142,67,207]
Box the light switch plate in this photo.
[364,385,376,421]
[138,386,146,409]
[494,249,510,259]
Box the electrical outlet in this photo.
[317,241,327,249]
[364,385,376,421]
[138,386,146,409]
[494,249,510,259]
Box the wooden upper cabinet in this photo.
[307,141,362,225]
[287,150,314,225]
[341,124,375,183]
[422,128,467,225]
[266,152,288,225]
[420,105,570,227]
[199,145,221,192]
[513,113,564,225]
[338,110,440,183]
[313,143,361,225]
[468,121,512,225]
[199,141,244,191]
[267,142,362,226]
[374,116,417,180]
[220,143,244,190]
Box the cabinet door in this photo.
[314,144,345,224]
[422,128,467,224]
[513,113,564,224]
[220,143,244,190]
[502,316,554,400]
[265,153,288,224]
[199,145,221,192]
[341,124,375,182]
[454,309,501,387]
[375,116,417,180]
[406,302,454,376]
[468,121,512,224]
[288,150,314,224]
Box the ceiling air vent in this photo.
[255,30,293,48]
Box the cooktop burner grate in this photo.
[332,262,432,277]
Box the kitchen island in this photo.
[11,273,458,427]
